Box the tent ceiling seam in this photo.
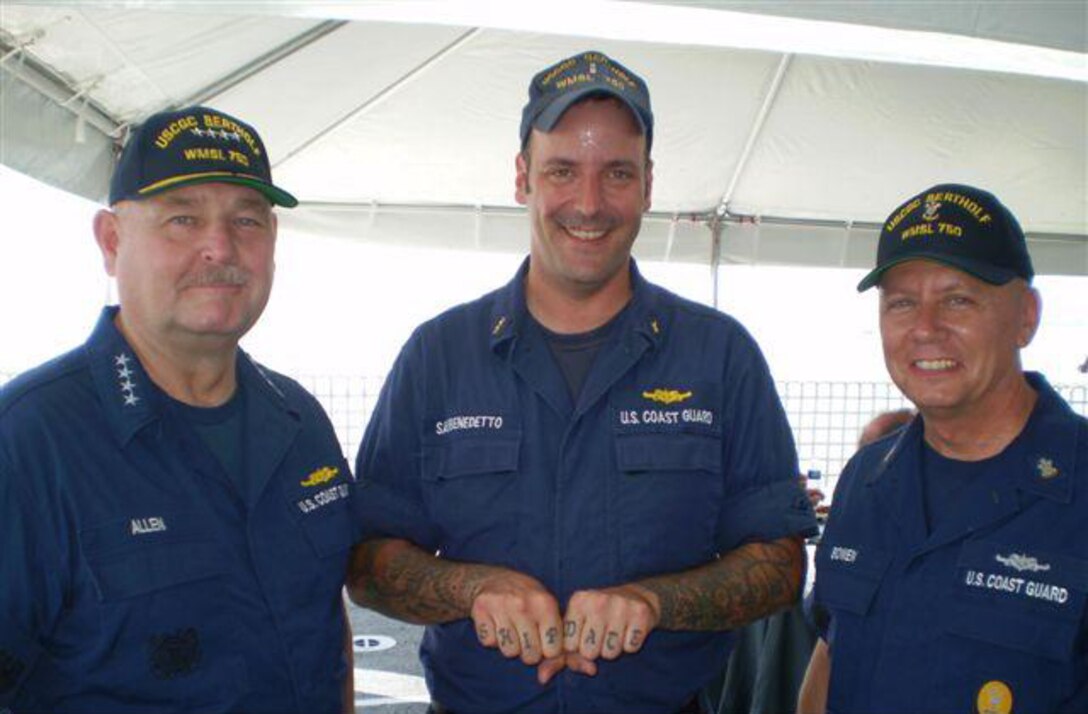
[274,26,482,169]
[715,52,793,218]
[78,8,170,107]
[181,19,348,109]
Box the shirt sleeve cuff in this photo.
[717,477,819,552]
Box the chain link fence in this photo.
[4,370,1085,491]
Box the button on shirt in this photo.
[0,307,358,712]
[814,373,1088,713]
[356,259,816,713]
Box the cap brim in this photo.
[136,174,299,208]
[857,254,1018,292]
[529,85,648,139]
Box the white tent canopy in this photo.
[2,1,1086,278]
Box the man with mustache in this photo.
[800,184,1088,713]
[0,107,359,712]
[349,51,816,713]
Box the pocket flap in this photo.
[81,510,225,601]
[294,495,354,559]
[85,540,225,601]
[816,542,890,615]
[615,433,721,473]
[422,436,520,481]
[947,600,1080,661]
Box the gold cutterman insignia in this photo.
[642,389,693,405]
[300,466,339,488]
[1037,457,1059,480]
[977,680,1013,714]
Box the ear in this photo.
[643,158,654,212]
[515,152,530,205]
[92,209,121,277]
[1017,285,1042,349]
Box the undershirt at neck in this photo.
[170,384,246,496]
[534,305,629,401]
[920,441,1009,533]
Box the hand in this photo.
[560,584,659,666]
[470,569,563,666]
[536,583,659,684]
[536,651,598,684]
[806,487,826,510]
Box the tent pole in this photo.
[709,210,724,310]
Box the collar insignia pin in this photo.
[1037,457,1059,480]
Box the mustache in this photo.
[179,265,249,289]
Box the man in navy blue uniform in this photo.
[348,51,816,713]
[0,107,358,711]
[801,184,1088,713]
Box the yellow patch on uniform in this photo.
[300,466,339,488]
[977,680,1013,714]
[1037,457,1059,480]
[642,389,693,405]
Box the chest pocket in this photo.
[421,429,522,557]
[815,537,891,708]
[81,509,227,601]
[815,539,891,618]
[950,540,1088,661]
[925,540,1088,709]
[613,430,724,579]
[283,458,355,560]
[78,511,249,700]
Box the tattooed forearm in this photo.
[347,538,499,624]
[637,536,804,631]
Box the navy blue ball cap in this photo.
[109,106,297,208]
[858,183,1033,291]
[520,51,653,151]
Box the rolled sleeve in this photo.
[714,327,817,552]
[352,477,436,547]
[717,477,818,552]
[353,331,437,551]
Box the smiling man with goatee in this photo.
[348,51,816,714]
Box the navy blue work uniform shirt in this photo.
[0,307,358,712]
[356,260,816,713]
[815,373,1088,713]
